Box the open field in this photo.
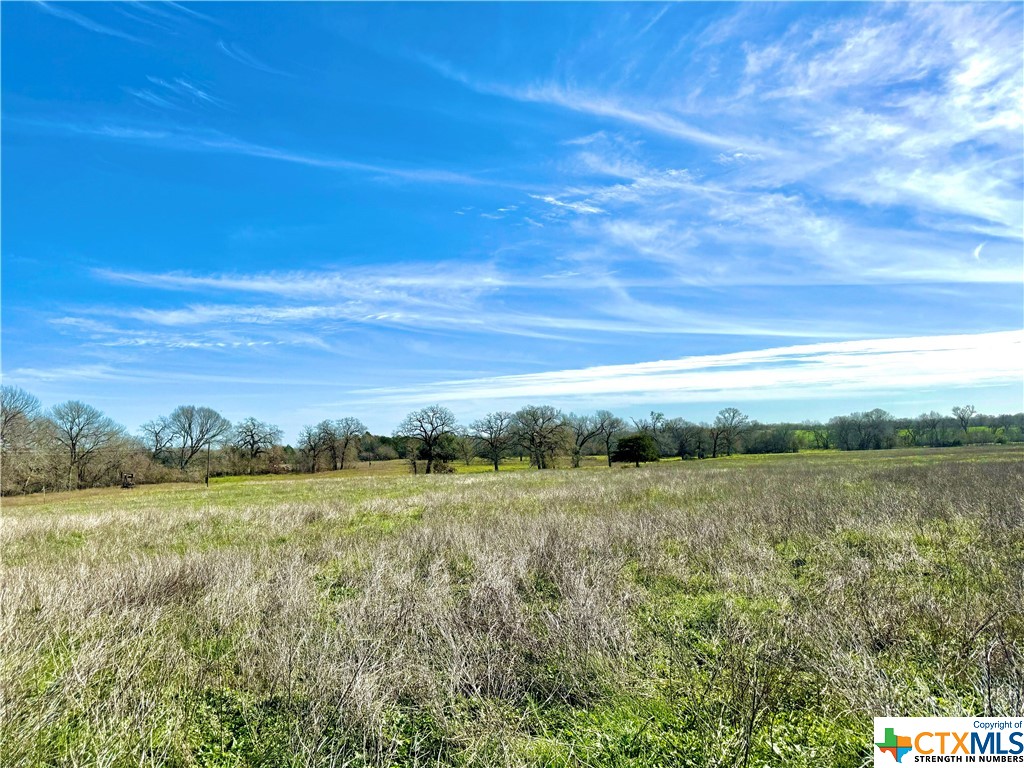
[2,446,1022,767]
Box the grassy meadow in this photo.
[2,446,1022,767]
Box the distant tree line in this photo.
[1,384,1021,495]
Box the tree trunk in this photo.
[68,445,78,490]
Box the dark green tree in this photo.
[611,433,660,467]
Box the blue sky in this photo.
[2,2,1022,440]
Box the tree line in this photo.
[1,384,1021,495]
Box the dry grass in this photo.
[2,446,1022,767]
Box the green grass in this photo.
[2,445,1021,766]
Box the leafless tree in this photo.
[918,411,944,445]
[47,400,125,489]
[394,405,459,474]
[232,417,283,465]
[705,420,726,458]
[897,417,919,447]
[1,386,44,494]
[829,409,895,451]
[167,405,231,470]
[317,417,367,470]
[952,405,977,435]
[334,417,367,470]
[595,410,626,467]
[139,417,174,464]
[455,434,477,466]
[469,411,515,471]
[665,418,707,459]
[314,421,340,470]
[632,410,677,455]
[860,408,895,449]
[513,405,565,469]
[714,407,750,456]
[297,424,327,472]
[565,413,606,468]
[631,410,666,435]
[1,385,40,448]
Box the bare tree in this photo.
[631,410,665,435]
[455,434,477,466]
[860,408,895,449]
[706,420,726,458]
[897,417,919,447]
[513,405,565,469]
[952,405,977,436]
[139,417,174,464]
[333,417,367,470]
[714,407,750,456]
[403,437,422,475]
[394,405,459,474]
[828,415,857,451]
[918,411,944,446]
[565,413,605,468]
[47,400,125,489]
[632,410,676,455]
[167,405,232,471]
[315,421,340,470]
[232,417,283,470]
[1,386,43,494]
[313,418,366,470]
[1,385,40,448]
[595,410,626,467]
[469,411,515,471]
[665,418,706,459]
[297,424,327,472]
[829,409,894,451]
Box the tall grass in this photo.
[2,447,1021,766]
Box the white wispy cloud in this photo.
[93,264,517,299]
[417,55,772,155]
[420,4,1021,287]
[161,2,221,25]
[35,1,144,43]
[49,314,333,352]
[736,4,1023,238]
[118,1,220,29]
[353,331,1023,405]
[23,118,488,187]
[217,40,291,77]
[67,264,876,350]
[529,194,604,215]
[124,88,177,110]
[523,129,1021,286]
[715,151,763,165]
[5,363,337,388]
[6,363,129,383]
[511,83,773,155]
[145,76,224,107]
